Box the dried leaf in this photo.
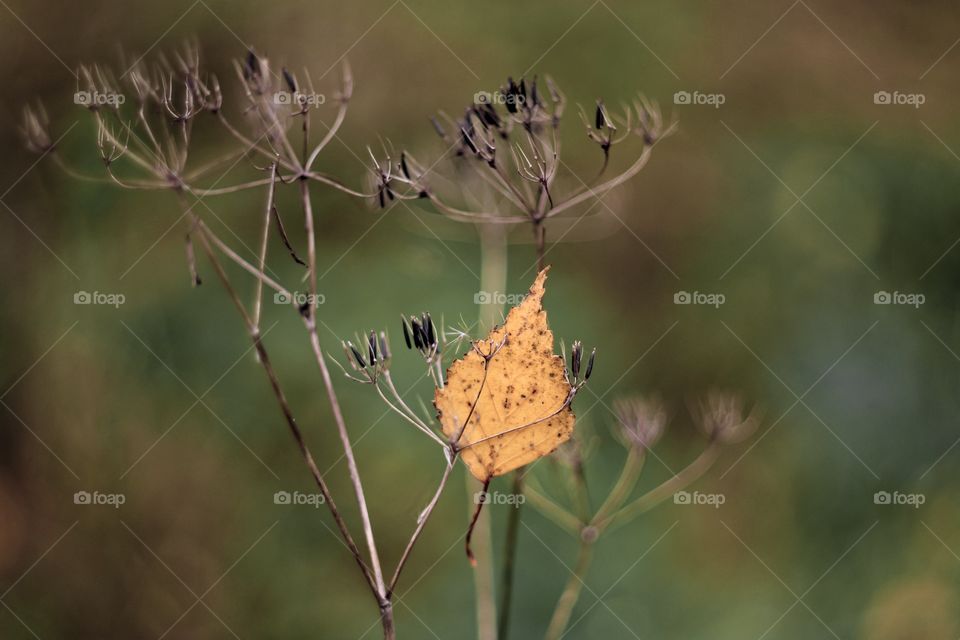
[436,268,575,480]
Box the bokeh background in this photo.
[2,1,960,638]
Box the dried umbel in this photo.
[364,75,676,273]
[21,43,364,201]
[613,395,668,450]
[694,390,761,443]
[341,330,391,383]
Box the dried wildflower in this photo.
[20,104,53,154]
[613,396,667,450]
[694,390,760,444]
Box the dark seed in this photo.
[595,101,605,130]
[282,67,296,93]
[400,152,411,179]
[425,313,435,345]
[245,50,259,78]
[461,128,478,154]
[585,348,596,380]
[411,319,424,349]
[402,317,412,349]
[350,343,366,368]
[430,116,446,138]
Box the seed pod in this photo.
[530,76,540,106]
[282,67,296,93]
[595,101,605,130]
[430,116,446,138]
[400,152,411,179]
[411,318,425,350]
[425,313,435,345]
[519,78,527,102]
[379,331,391,361]
[401,316,413,349]
[349,342,367,368]
[571,341,582,380]
[506,77,519,114]
[461,128,478,154]
[368,331,378,364]
[245,50,259,79]
[585,348,596,380]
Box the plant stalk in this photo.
[544,539,593,640]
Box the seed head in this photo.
[613,396,667,450]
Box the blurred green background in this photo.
[2,0,960,638]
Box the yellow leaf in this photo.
[436,268,575,480]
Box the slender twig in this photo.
[190,217,379,600]
[252,161,278,330]
[299,177,388,603]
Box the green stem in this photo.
[471,222,508,640]
[497,470,525,639]
[544,539,593,640]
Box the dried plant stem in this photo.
[299,179,388,602]
[388,455,456,595]
[252,162,278,330]
[189,218,380,600]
